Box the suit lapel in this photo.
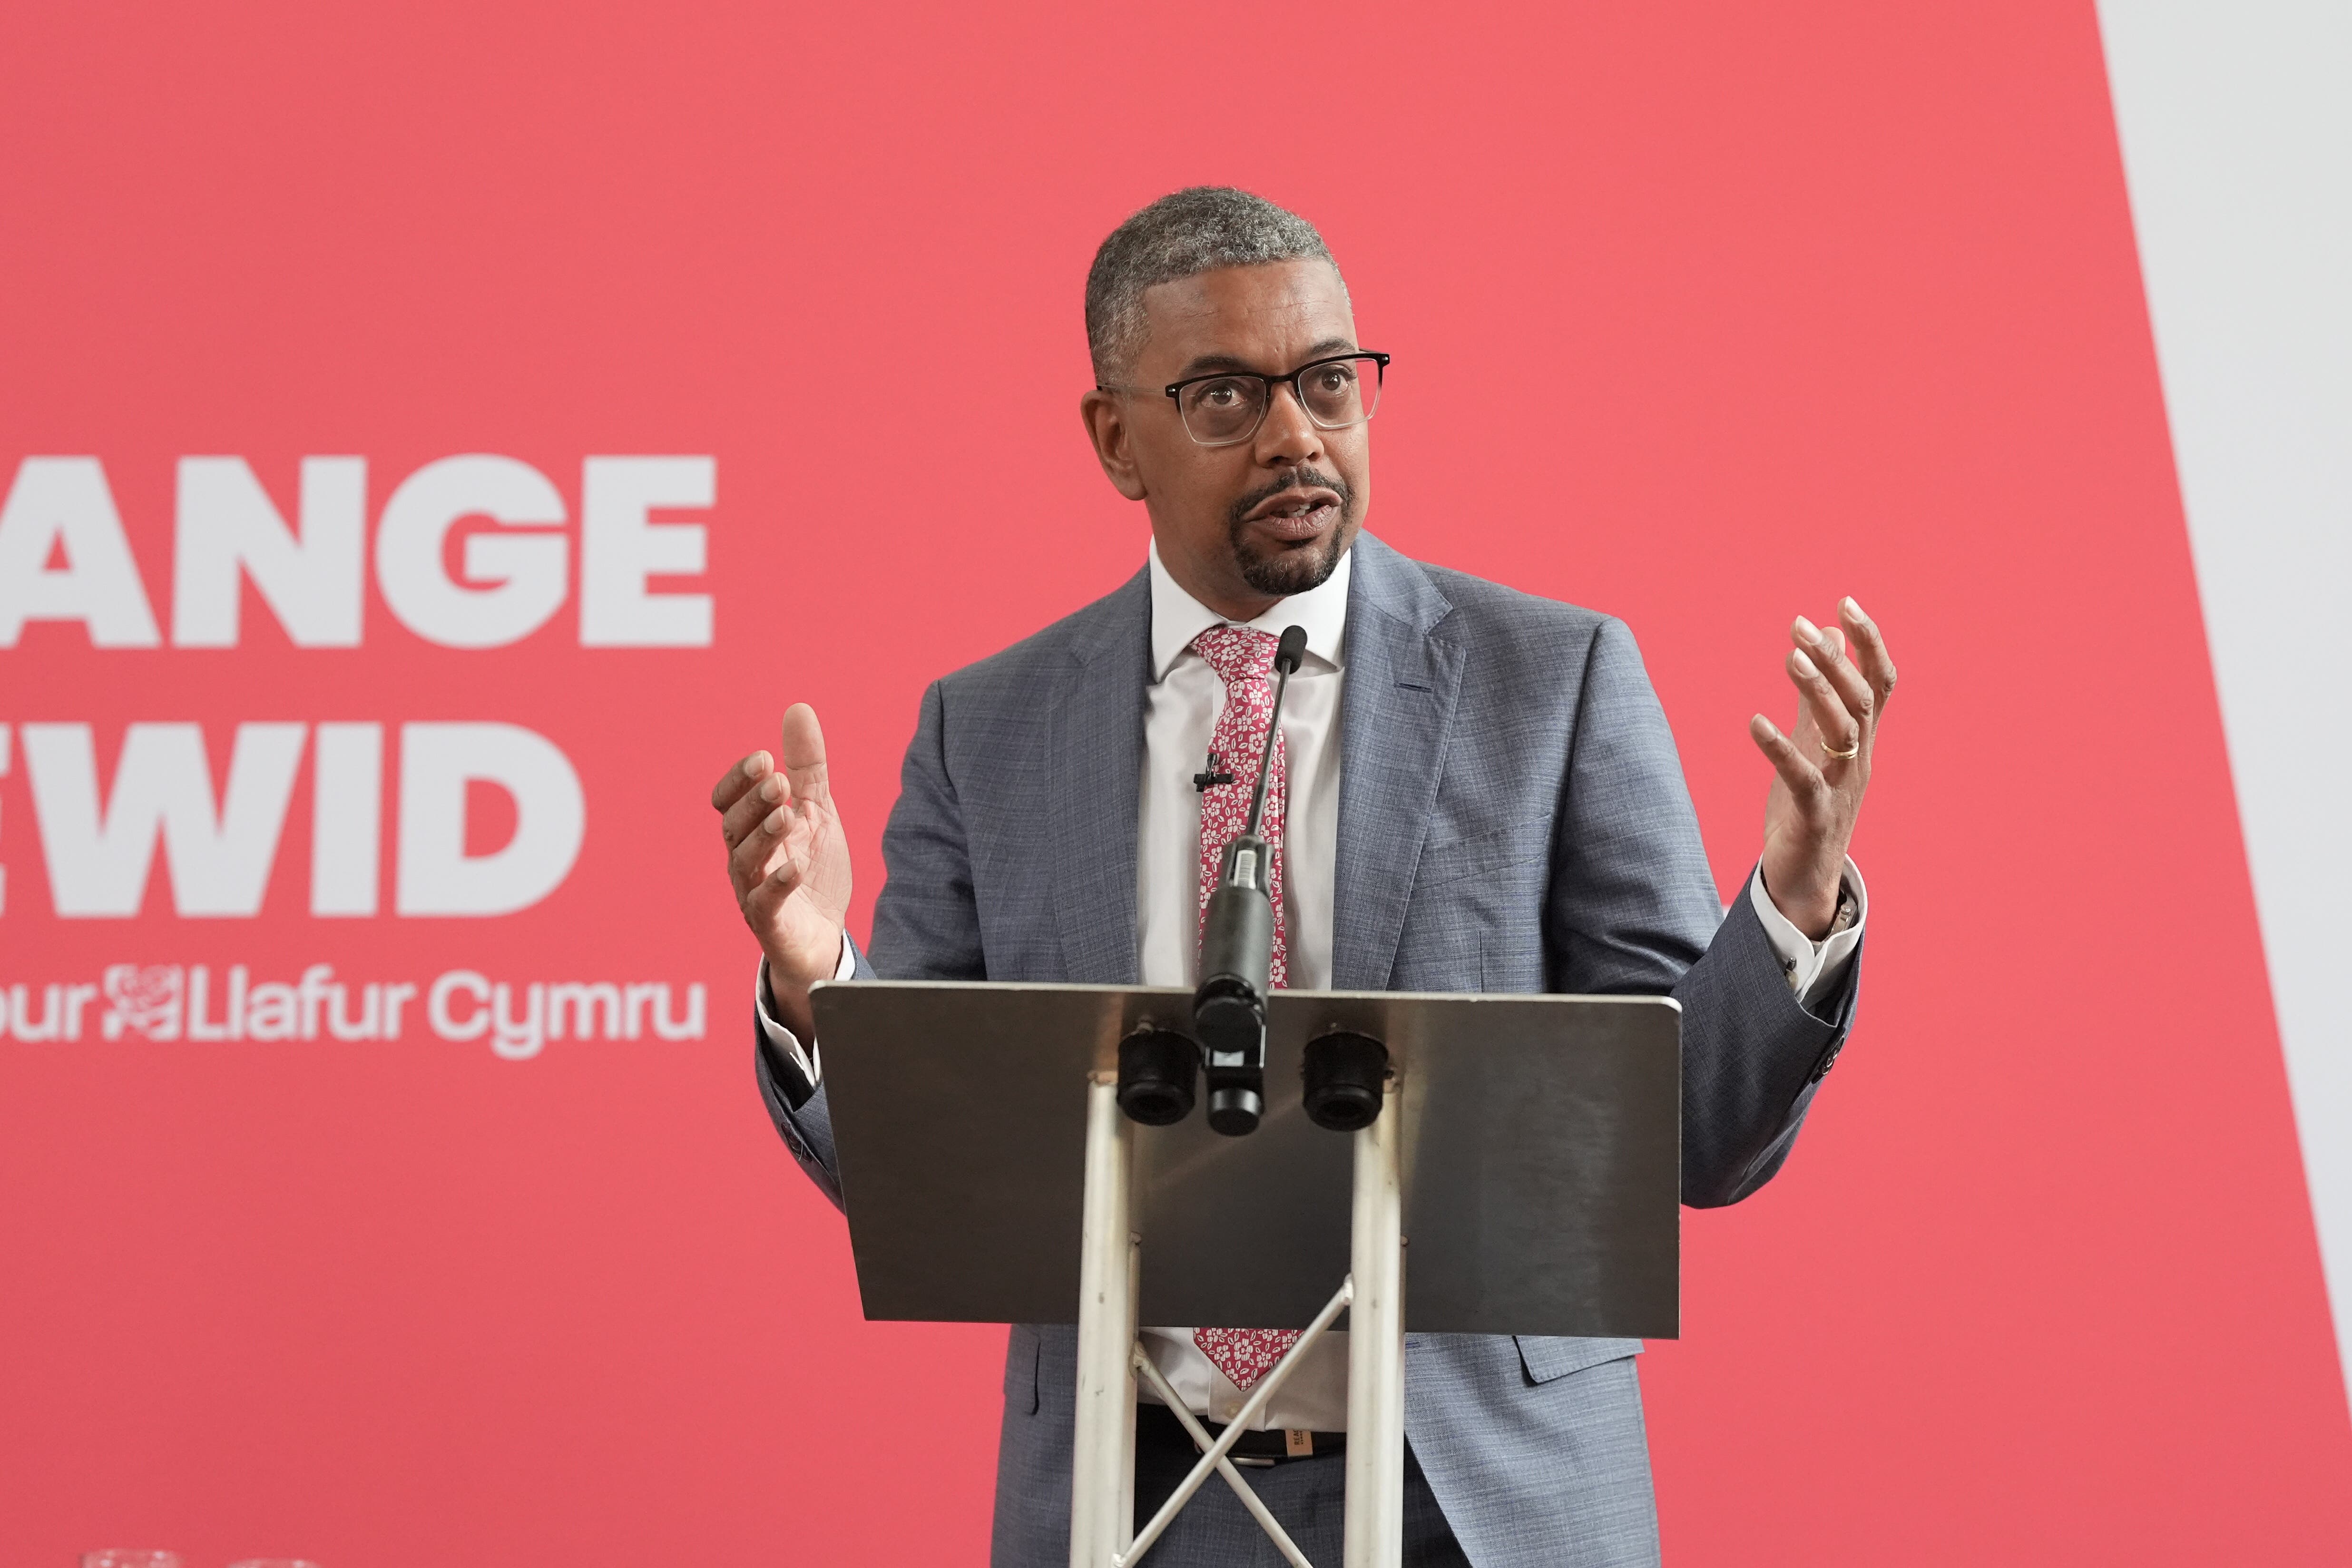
[1048,568,1151,983]
[1332,536,1463,990]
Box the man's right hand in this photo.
[712,703,853,1043]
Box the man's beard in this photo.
[1225,468,1360,598]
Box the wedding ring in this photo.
[1821,736,1861,761]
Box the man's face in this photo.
[1082,259,1372,618]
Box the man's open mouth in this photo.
[1244,489,1343,539]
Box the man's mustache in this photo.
[1227,469,1354,530]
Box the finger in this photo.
[741,853,807,928]
[710,750,774,813]
[780,703,830,808]
[719,767,788,850]
[729,800,799,893]
[1837,596,1898,706]
[1749,715,1830,804]
[1792,615,1876,736]
[1785,647,1863,759]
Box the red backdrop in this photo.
[4,0,2349,1562]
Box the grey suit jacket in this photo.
[754,534,1860,1567]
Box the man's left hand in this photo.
[1748,597,1898,939]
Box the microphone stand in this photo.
[1191,624,1308,1136]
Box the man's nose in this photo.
[1254,383,1324,465]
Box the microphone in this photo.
[1193,624,1308,1136]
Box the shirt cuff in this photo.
[754,932,856,1092]
[1748,858,1867,1010]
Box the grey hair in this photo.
[1085,186,1344,383]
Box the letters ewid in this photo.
[0,453,715,648]
[16,721,584,919]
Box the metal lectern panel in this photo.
[810,983,1680,1339]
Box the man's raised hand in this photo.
[712,703,853,1040]
[1748,597,1898,940]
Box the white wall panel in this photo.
[2098,0,2352,1391]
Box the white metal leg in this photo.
[1117,1277,1355,1568]
[1073,1073,1403,1568]
[1071,1072,1138,1568]
[1343,1082,1406,1568]
[1129,1346,1316,1568]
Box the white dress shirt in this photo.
[759,539,1866,1431]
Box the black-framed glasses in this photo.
[1103,352,1391,447]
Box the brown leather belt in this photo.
[1137,1403,1346,1464]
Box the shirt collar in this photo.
[1147,536,1352,683]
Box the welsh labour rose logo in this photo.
[102,965,184,1041]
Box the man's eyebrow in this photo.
[1170,353,1261,379]
[1169,338,1363,381]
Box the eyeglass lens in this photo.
[1178,356,1384,444]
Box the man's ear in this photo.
[1079,388,1150,502]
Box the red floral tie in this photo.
[1188,625,1300,1391]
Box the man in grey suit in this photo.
[711,188,1897,1566]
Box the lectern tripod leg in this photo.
[1343,1080,1405,1568]
[1071,1072,1138,1568]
